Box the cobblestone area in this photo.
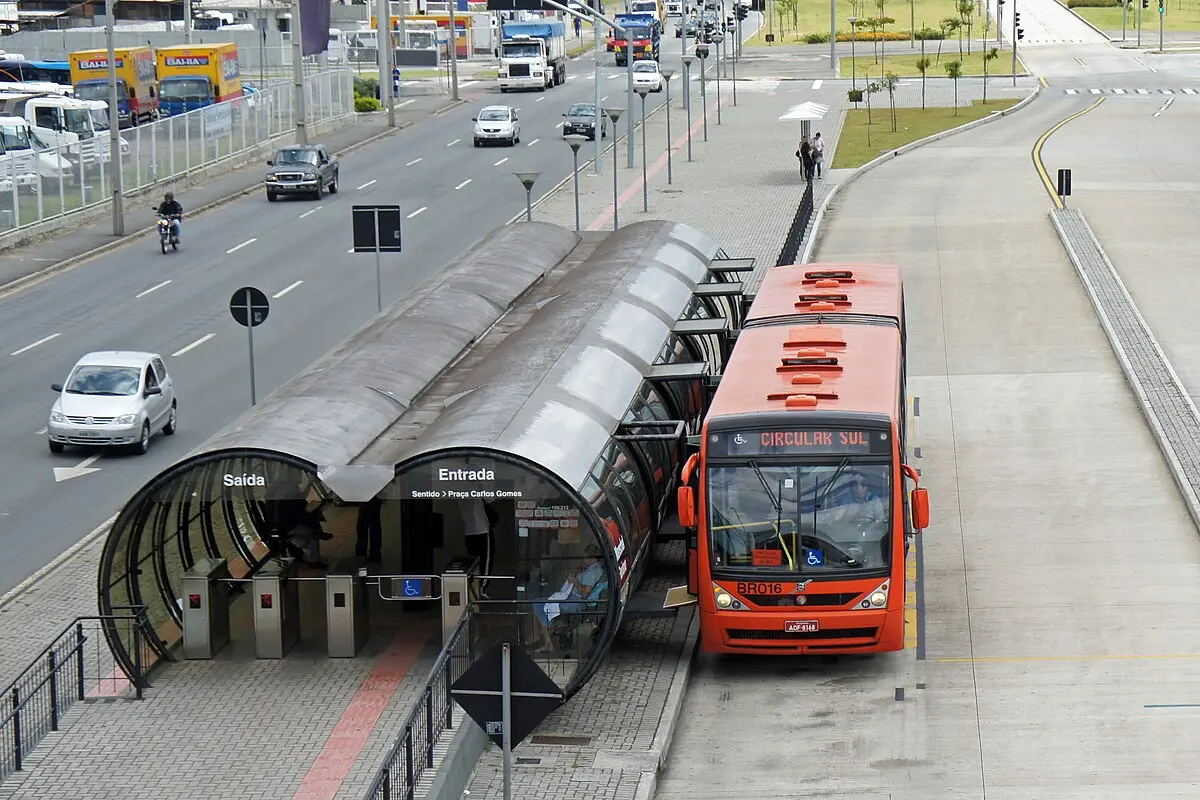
[464,543,693,800]
[0,617,442,800]
[1051,207,1200,519]
[530,77,846,292]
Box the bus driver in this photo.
[824,474,885,528]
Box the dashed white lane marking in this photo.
[494,157,509,166]
[446,138,461,146]
[357,179,376,190]
[812,79,823,89]
[10,333,60,356]
[299,206,323,219]
[171,333,215,357]
[407,206,427,218]
[273,280,303,299]
[527,138,540,146]
[455,179,472,190]
[396,99,415,108]
[226,238,257,254]
[135,279,171,299]
[407,157,423,166]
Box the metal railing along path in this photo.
[0,608,152,785]
[0,69,354,238]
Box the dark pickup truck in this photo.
[265,144,340,201]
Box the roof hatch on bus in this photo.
[784,326,845,349]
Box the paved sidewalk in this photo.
[0,94,458,292]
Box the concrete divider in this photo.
[800,83,1044,264]
[632,610,700,800]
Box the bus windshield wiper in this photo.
[748,460,779,512]
[817,457,852,509]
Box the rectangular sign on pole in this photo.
[1056,168,1072,199]
[352,204,403,252]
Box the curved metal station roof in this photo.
[99,219,740,695]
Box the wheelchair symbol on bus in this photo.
[804,549,824,567]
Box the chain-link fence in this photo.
[0,68,354,235]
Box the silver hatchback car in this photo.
[48,351,178,455]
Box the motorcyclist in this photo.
[156,192,183,242]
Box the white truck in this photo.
[498,21,568,92]
[0,92,105,165]
[0,115,74,188]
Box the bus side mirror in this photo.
[910,487,929,532]
[677,485,696,529]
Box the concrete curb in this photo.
[631,609,700,800]
[800,83,1043,264]
[0,112,431,299]
[425,712,488,800]
[1048,208,1200,534]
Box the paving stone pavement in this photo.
[530,76,846,291]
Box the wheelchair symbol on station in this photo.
[804,548,825,567]
[402,578,423,597]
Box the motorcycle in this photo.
[155,213,180,253]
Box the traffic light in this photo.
[1013,11,1020,24]
[1142,0,1148,8]
[1017,27,1024,39]
[735,5,747,19]
[1159,0,1165,11]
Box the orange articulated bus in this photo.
[675,263,930,655]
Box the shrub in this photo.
[847,88,863,102]
[913,26,945,39]
[1066,0,1120,6]
[353,76,379,99]
[355,96,381,112]
[804,32,831,43]
[835,30,910,41]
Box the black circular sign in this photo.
[229,286,270,328]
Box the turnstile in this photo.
[326,558,370,657]
[252,557,300,659]
[181,558,231,659]
[440,555,478,644]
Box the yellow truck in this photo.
[69,46,157,127]
[154,43,241,117]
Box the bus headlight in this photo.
[857,582,889,609]
[716,592,732,608]
[712,583,746,610]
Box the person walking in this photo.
[812,132,825,179]
[798,139,814,183]
[355,497,383,565]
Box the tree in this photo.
[955,0,974,56]
[914,56,932,109]
[882,72,900,132]
[908,0,916,48]
[944,60,963,115]
[864,81,883,147]
[982,47,998,103]
[936,18,959,65]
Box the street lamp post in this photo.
[564,135,587,231]
[634,86,650,213]
[514,171,539,222]
[848,16,858,91]
[711,32,724,125]
[681,55,694,162]
[103,0,123,236]
[730,29,737,106]
[661,68,675,184]
[603,106,624,229]
[696,44,709,142]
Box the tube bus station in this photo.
[96,220,754,697]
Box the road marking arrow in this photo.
[53,454,101,483]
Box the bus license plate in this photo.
[785,620,819,633]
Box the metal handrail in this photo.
[362,613,473,800]
[776,180,817,267]
[0,609,151,785]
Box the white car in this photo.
[473,105,521,147]
[632,61,664,93]
[47,351,177,455]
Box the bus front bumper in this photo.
[700,607,903,655]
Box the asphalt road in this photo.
[0,20,758,597]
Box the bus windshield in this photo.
[707,461,891,573]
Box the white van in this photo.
[76,99,131,157]
[0,92,104,164]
